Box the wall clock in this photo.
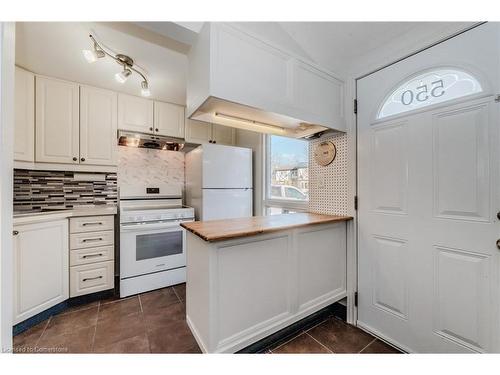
[314,141,336,166]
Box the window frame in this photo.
[263,135,309,214]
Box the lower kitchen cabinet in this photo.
[69,261,114,297]
[69,215,115,298]
[13,219,69,325]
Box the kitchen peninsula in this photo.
[181,213,352,353]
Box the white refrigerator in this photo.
[185,143,253,221]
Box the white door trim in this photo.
[0,21,15,354]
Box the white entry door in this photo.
[357,23,500,353]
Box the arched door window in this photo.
[377,68,483,120]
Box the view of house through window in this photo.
[265,135,309,214]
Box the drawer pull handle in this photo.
[82,238,103,243]
[82,276,103,282]
[82,222,103,226]
[82,253,103,259]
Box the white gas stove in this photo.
[119,186,194,298]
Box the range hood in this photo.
[118,131,198,152]
[186,23,346,139]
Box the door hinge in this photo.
[354,292,358,307]
[353,99,358,114]
[354,195,358,210]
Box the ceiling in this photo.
[15,21,477,106]
[277,22,476,76]
[16,22,189,104]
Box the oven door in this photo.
[120,220,190,279]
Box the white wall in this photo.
[235,129,264,216]
[0,22,15,353]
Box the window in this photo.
[264,135,309,214]
[377,68,483,120]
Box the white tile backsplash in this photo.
[117,146,185,192]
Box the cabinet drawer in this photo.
[70,215,114,233]
[70,246,114,266]
[70,261,114,297]
[70,230,114,250]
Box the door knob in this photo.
[497,239,500,250]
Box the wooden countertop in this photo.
[181,213,353,242]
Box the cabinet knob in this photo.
[209,140,213,143]
[81,157,85,162]
[497,239,500,250]
[497,211,500,220]
[149,127,153,131]
[155,128,159,132]
[213,140,216,144]
[13,230,19,236]
[73,157,77,162]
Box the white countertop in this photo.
[13,206,117,225]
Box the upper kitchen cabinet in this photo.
[187,23,346,137]
[185,119,213,144]
[212,124,235,145]
[154,101,185,139]
[35,76,80,164]
[14,67,35,162]
[185,119,235,145]
[118,93,154,133]
[80,86,118,166]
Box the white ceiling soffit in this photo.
[277,22,477,77]
[15,22,188,104]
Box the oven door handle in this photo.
[120,222,188,232]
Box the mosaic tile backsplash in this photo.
[14,170,117,212]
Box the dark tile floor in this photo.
[13,283,400,354]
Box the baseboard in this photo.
[237,301,346,353]
[13,288,115,336]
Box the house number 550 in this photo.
[401,79,446,105]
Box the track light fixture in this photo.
[141,81,151,97]
[83,34,151,97]
[115,67,132,83]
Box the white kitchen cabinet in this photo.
[13,219,69,324]
[69,215,115,297]
[118,93,154,133]
[185,119,213,144]
[154,101,185,138]
[187,23,346,134]
[35,76,79,164]
[80,86,118,166]
[185,119,235,145]
[212,124,236,145]
[14,67,35,162]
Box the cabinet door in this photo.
[80,86,118,166]
[154,101,185,138]
[14,67,35,162]
[212,24,292,110]
[212,124,235,145]
[118,93,154,133]
[185,119,213,144]
[13,220,69,324]
[35,76,79,164]
[293,61,345,130]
